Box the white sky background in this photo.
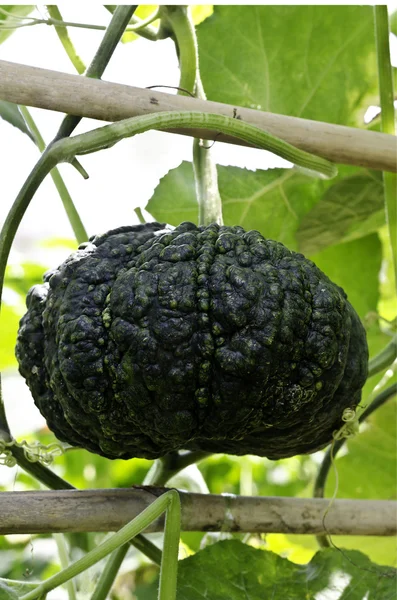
[1,4,397,438]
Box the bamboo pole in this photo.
[0,60,395,172]
[0,488,395,536]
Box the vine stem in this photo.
[45,5,86,74]
[19,490,181,600]
[313,382,397,548]
[54,533,77,600]
[104,5,159,41]
[374,6,397,287]
[53,5,138,142]
[368,333,397,377]
[159,6,197,95]
[46,5,137,178]
[162,5,223,226]
[19,105,88,243]
[128,7,160,32]
[60,111,337,177]
[90,544,129,600]
[0,14,158,37]
[144,451,211,486]
[335,331,397,437]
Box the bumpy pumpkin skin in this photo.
[16,222,368,460]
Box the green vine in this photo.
[45,5,86,74]
[144,450,211,486]
[161,5,224,226]
[90,544,130,600]
[368,333,397,377]
[19,105,88,243]
[374,6,397,287]
[53,533,77,600]
[50,4,137,183]
[159,6,197,95]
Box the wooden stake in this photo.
[0,60,395,172]
[0,488,395,536]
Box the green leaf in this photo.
[147,161,387,257]
[0,578,38,597]
[0,303,21,370]
[309,233,396,565]
[310,233,382,320]
[0,582,18,600]
[0,5,35,45]
[297,170,385,255]
[191,5,213,26]
[146,161,198,225]
[5,261,48,298]
[147,162,328,250]
[197,6,378,126]
[176,540,396,599]
[0,261,50,370]
[219,168,323,250]
[119,5,159,43]
[0,101,35,142]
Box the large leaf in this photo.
[197,6,378,126]
[175,540,396,599]
[147,162,327,250]
[147,161,199,226]
[147,161,387,256]
[297,170,385,255]
[310,233,382,320]
[0,579,38,599]
[0,101,35,142]
[0,5,35,45]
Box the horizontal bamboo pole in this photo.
[0,488,395,536]
[0,59,395,172]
